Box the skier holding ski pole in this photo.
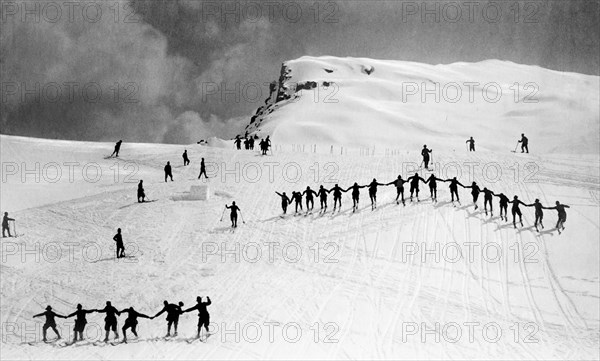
[2,212,14,237]
[275,192,292,214]
[225,202,241,227]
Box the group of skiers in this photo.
[32,297,212,344]
[275,172,569,232]
[235,134,271,155]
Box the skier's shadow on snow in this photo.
[433,200,453,209]
[209,226,236,234]
[261,215,286,223]
[90,255,136,263]
[538,229,556,236]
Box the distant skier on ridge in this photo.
[518,133,529,153]
[466,137,475,152]
[110,140,122,158]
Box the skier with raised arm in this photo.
[386,175,408,206]
[225,202,241,227]
[482,188,494,216]
[183,296,212,340]
[33,306,66,342]
[275,192,292,214]
[119,307,153,342]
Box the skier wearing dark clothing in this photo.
[183,296,211,339]
[291,191,303,213]
[113,228,125,258]
[65,304,95,343]
[275,192,292,214]
[509,196,525,228]
[482,188,494,216]
[466,137,475,152]
[303,187,318,211]
[421,145,433,169]
[2,212,14,237]
[543,201,570,233]
[234,136,242,150]
[525,199,545,231]
[164,162,173,182]
[111,140,122,157]
[518,134,529,153]
[443,177,465,203]
[244,138,249,150]
[317,186,330,211]
[33,306,66,341]
[226,202,241,227]
[329,184,346,211]
[198,158,208,179]
[424,174,442,201]
[137,180,146,203]
[249,137,255,150]
[407,173,426,202]
[183,150,190,166]
[154,301,184,337]
[346,183,366,212]
[464,182,482,209]
[386,176,408,206]
[97,301,121,342]
[367,179,385,210]
[120,307,153,341]
[493,192,510,221]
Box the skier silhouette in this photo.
[234,136,242,150]
[164,161,173,182]
[137,180,145,203]
[65,304,96,343]
[183,296,211,339]
[518,133,529,153]
[113,228,125,259]
[386,175,408,206]
[442,177,465,203]
[366,179,385,210]
[275,192,292,214]
[543,201,570,233]
[525,199,545,232]
[291,191,303,213]
[119,307,153,342]
[110,140,122,157]
[182,150,190,166]
[424,174,442,202]
[317,185,330,211]
[421,145,433,169]
[464,182,482,210]
[226,202,241,227]
[249,137,255,150]
[303,186,318,211]
[244,138,249,150]
[407,173,426,202]
[509,196,526,228]
[96,301,121,342]
[154,301,184,337]
[466,137,475,152]
[198,158,208,179]
[33,306,66,342]
[346,183,366,212]
[2,212,14,237]
[493,192,510,221]
[482,188,494,216]
[329,184,347,212]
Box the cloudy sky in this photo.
[1,0,598,143]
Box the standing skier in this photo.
[65,304,95,343]
[493,192,510,221]
[464,181,482,210]
[182,150,190,166]
[113,228,125,259]
[137,180,145,203]
[367,179,385,210]
[154,301,184,337]
[407,173,426,202]
[110,140,122,158]
[302,186,318,212]
[424,174,442,202]
[518,133,529,153]
[198,158,209,179]
[421,145,433,170]
[543,201,570,233]
[525,199,545,232]
[317,185,330,211]
[386,175,408,206]
[2,212,15,237]
[96,301,121,342]
[466,137,475,152]
[346,182,366,212]
[275,192,292,214]
[225,202,241,227]
[442,177,465,204]
[291,191,303,213]
[509,196,526,228]
[119,307,153,342]
[329,184,346,212]
[234,136,242,150]
[482,188,494,216]
[33,306,66,342]
[183,296,212,340]
[164,161,173,182]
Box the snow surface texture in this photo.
[1,133,599,360]
[246,56,599,154]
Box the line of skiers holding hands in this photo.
[32,297,211,344]
[276,172,569,233]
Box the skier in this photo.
[346,182,366,212]
[164,161,173,182]
[525,199,545,232]
[329,184,346,212]
[509,196,526,228]
[96,301,121,342]
[183,296,212,339]
[110,140,122,158]
[65,304,95,343]
[275,192,292,214]
[244,138,249,150]
[424,174,442,202]
[407,173,426,202]
[154,301,184,337]
[493,192,510,221]
[265,136,272,154]
[464,182,482,210]
[442,177,465,204]
[137,180,145,203]
[182,150,190,166]
[119,307,153,342]
[466,137,475,152]
[543,201,570,233]
[386,175,408,206]
[249,137,255,150]
[198,158,208,179]
[367,178,385,210]
[291,191,303,213]
[113,228,125,259]
[303,186,318,212]
[317,185,330,211]
[518,133,529,153]
[33,306,66,342]
[225,201,241,227]
[421,145,433,170]
[2,212,14,237]
[234,136,242,150]
[482,188,494,216]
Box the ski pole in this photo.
[240,212,246,224]
[219,207,226,222]
[12,220,16,237]
[513,142,519,152]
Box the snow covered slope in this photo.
[246,56,599,154]
[1,134,599,360]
